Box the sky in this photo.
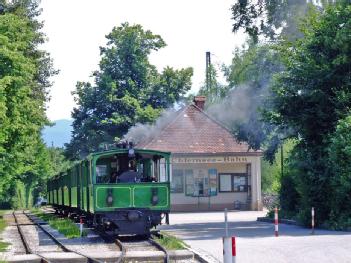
[39,0,246,121]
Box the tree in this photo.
[327,116,351,229]
[231,0,338,43]
[0,0,56,207]
[265,3,351,225]
[227,44,283,155]
[66,23,193,159]
[261,139,295,194]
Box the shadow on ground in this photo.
[159,220,350,241]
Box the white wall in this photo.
[170,157,262,210]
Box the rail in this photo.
[116,235,169,263]
[22,211,104,263]
[13,211,51,263]
[93,227,124,263]
[94,226,169,263]
[149,235,170,263]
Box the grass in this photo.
[154,232,187,250]
[31,210,87,239]
[0,210,10,253]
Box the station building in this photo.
[138,96,263,211]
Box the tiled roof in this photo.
[138,104,261,155]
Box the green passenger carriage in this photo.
[47,146,171,235]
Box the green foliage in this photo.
[219,43,283,161]
[262,139,295,194]
[326,116,351,229]
[231,0,337,43]
[33,211,87,238]
[265,3,351,226]
[154,232,187,250]
[0,211,10,252]
[46,147,72,177]
[0,0,56,208]
[66,23,193,159]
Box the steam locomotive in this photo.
[47,144,170,235]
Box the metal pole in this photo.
[80,217,83,237]
[225,208,228,237]
[311,207,315,235]
[275,207,279,237]
[206,51,210,93]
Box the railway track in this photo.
[13,211,52,263]
[95,227,170,263]
[13,211,105,263]
[13,208,171,262]
[117,235,170,263]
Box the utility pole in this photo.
[206,51,211,93]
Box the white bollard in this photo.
[223,236,236,263]
[224,208,228,237]
[311,207,315,235]
[274,207,279,237]
[80,217,83,237]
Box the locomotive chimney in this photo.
[193,96,206,110]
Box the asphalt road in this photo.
[158,210,351,263]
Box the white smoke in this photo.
[123,108,179,145]
[206,85,255,127]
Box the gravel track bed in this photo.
[20,224,62,253]
[29,212,121,256]
[1,225,26,256]
[13,212,32,225]
[119,238,159,252]
[3,210,199,262]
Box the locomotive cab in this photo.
[95,151,168,184]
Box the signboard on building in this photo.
[172,156,248,164]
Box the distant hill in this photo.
[42,119,73,148]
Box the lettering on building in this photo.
[172,156,248,164]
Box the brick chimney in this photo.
[193,96,206,110]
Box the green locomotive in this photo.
[47,145,171,235]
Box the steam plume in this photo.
[123,108,178,145]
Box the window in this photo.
[171,169,184,193]
[209,168,218,196]
[233,175,246,192]
[219,174,232,192]
[219,173,247,192]
[185,169,195,196]
[159,158,168,182]
[184,169,217,196]
[96,165,107,177]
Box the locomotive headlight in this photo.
[106,195,113,206]
[106,188,113,206]
[152,195,159,205]
[151,188,159,206]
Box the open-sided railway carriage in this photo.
[47,146,171,235]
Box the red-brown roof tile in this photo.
[138,103,261,155]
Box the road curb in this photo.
[186,246,220,263]
[257,217,298,225]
